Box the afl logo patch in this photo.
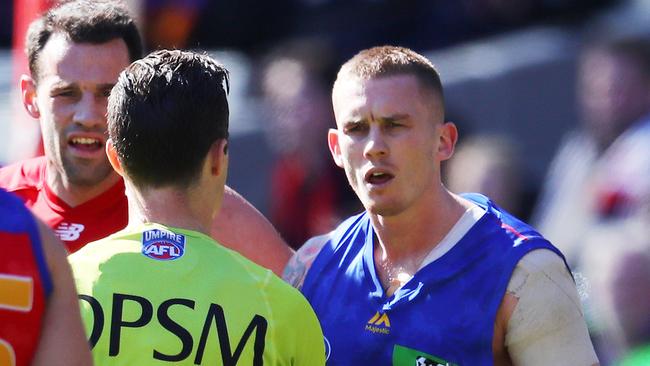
[142,229,186,261]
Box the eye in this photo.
[344,122,367,134]
[384,119,409,132]
[52,89,79,98]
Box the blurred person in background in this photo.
[533,35,650,365]
[143,0,207,49]
[580,204,650,365]
[259,39,360,249]
[532,36,650,266]
[0,0,292,275]
[0,188,91,366]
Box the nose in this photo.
[363,125,388,159]
[74,92,105,129]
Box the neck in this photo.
[125,181,216,236]
[46,167,121,207]
[371,187,468,260]
[370,186,471,295]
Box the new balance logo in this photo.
[55,223,85,241]
[365,311,390,334]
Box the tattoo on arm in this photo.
[282,234,330,289]
[283,253,308,289]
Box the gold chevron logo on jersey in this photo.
[365,311,391,334]
[368,311,391,327]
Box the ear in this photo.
[436,122,458,161]
[209,139,229,177]
[20,75,40,119]
[105,139,126,177]
[327,128,344,168]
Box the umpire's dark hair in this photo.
[26,0,142,81]
[108,49,230,188]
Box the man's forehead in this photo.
[333,75,422,107]
[332,74,442,123]
[333,73,421,95]
[333,75,365,97]
[332,78,366,115]
[36,33,130,82]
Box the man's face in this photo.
[28,33,131,186]
[329,74,449,216]
[579,50,650,146]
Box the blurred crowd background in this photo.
[2,0,650,364]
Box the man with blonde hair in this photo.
[285,45,598,365]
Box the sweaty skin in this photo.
[213,187,293,276]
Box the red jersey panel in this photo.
[0,189,51,366]
[0,157,128,253]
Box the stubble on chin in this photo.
[60,156,115,187]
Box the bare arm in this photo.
[282,233,330,289]
[211,186,293,276]
[494,249,599,366]
[31,220,92,366]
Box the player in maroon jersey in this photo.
[0,0,291,275]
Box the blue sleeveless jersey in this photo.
[302,193,567,366]
[0,188,51,296]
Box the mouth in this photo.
[364,169,394,185]
[67,134,105,155]
[69,136,102,149]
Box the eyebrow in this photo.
[49,80,75,90]
[49,81,116,92]
[342,119,365,126]
[97,83,117,90]
[378,114,410,123]
[342,113,411,126]
[47,83,77,96]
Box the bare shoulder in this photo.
[507,249,576,303]
[211,185,293,276]
[497,249,599,366]
[282,233,331,289]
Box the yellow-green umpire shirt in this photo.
[69,223,325,365]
